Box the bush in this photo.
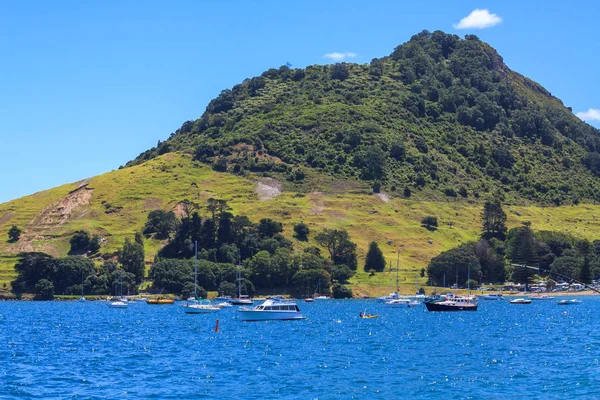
[332,283,352,299]
[35,279,55,300]
[8,225,21,243]
[293,222,310,241]
[219,281,236,297]
[421,216,438,231]
[69,231,90,253]
[465,279,478,289]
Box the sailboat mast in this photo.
[194,241,198,299]
[396,249,400,293]
[238,263,242,298]
[468,263,471,295]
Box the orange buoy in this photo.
[215,318,220,332]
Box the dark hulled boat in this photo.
[424,296,478,312]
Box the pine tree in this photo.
[481,199,507,240]
[364,241,386,272]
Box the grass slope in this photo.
[2,153,600,294]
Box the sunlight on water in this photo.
[1,299,600,398]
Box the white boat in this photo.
[183,242,220,314]
[313,295,330,300]
[78,270,86,302]
[217,302,233,308]
[531,295,555,301]
[107,300,128,308]
[183,302,220,314]
[215,296,232,302]
[237,298,305,321]
[557,299,582,305]
[510,298,532,304]
[230,265,253,305]
[384,298,420,308]
[480,294,503,300]
[377,292,400,302]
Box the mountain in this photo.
[129,30,600,205]
[2,30,600,293]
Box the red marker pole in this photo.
[215,318,220,332]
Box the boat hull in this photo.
[183,305,220,314]
[237,310,305,321]
[425,302,477,312]
[146,299,175,305]
[230,300,253,305]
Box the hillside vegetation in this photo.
[4,154,600,293]
[3,30,600,295]
[129,30,600,205]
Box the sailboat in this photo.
[183,242,220,314]
[107,270,128,308]
[384,250,420,308]
[377,258,400,302]
[425,264,477,312]
[313,278,330,300]
[230,263,253,305]
[78,270,86,302]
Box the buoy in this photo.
[215,318,220,332]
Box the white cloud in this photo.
[577,108,600,122]
[323,52,357,61]
[453,9,502,29]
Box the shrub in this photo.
[293,222,310,241]
[421,216,438,231]
[332,283,353,299]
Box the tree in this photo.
[481,199,507,240]
[35,279,54,300]
[293,222,310,241]
[134,232,144,246]
[8,225,21,242]
[119,238,145,285]
[330,63,349,80]
[144,210,178,239]
[364,242,386,272]
[257,218,283,238]
[12,252,56,293]
[421,216,438,231]
[332,264,355,284]
[219,281,236,297]
[508,222,537,287]
[69,231,91,253]
[420,268,425,278]
[332,283,353,299]
[315,229,358,269]
[88,235,101,254]
[579,239,592,284]
[427,243,482,286]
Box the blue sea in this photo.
[1,298,600,399]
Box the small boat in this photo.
[425,296,478,311]
[480,294,503,300]
[237,298,305,321]
[107,299,128,308]
[215,296,233,302]
[377,292,400,302]
[146,298,175,305]
[304,298,315,303]
[182,302,220,314]
[557,299,582,305]
[359,312,379,319]
[217,302,233,308]
[384,298,420,308]
[313,295,330,300]
[531,295,555,301]
[510,298,532,304]
[230,295,253,305]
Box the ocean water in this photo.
[1,298,600,399]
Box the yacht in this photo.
[377,292,400,302]
[557,299,582,305]
[237,298,305,321]
[182,301,220,314]
[530,295,555,301]
[425,295,478,311]
[510,298,532,304]
[230,295,253,305]
[107,298,128,308]
[480,293,503,300]
[384,298,420,308]
[313,295,330,300]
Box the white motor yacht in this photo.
[510,298,532,304]
[384,298,420,308]
[480,293,503,300]
[237,298,305,321]
[107,299,128,308]
[377,292,400,302]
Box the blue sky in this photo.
[1,0,598,203]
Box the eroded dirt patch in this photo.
[34,185,93,226]
[256,178,282,200]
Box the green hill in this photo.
[129,30,600,205]
[2,30,600,294]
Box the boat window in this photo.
[295,306,300,311]
[283,305,291,310]
[273,306,281,310]
[264,306,271,310]
[257,306,263,310]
